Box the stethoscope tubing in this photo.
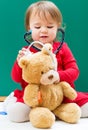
[24,28,65,54]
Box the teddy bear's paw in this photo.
[53,103,81,124]
[29,107,55,128]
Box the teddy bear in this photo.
[19,42,81,129]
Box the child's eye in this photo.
[35,26,40,29]
[47,26,54,28]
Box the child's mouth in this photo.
[40,36,48,38]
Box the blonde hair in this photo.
[25,1,62,30]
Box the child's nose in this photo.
[41,27,47,33]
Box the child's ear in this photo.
[26,25,30,31]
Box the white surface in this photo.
[0,102,88,130]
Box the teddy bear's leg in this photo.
[53,103,81,123]
[7,102,30,122]
[29,107,55,128]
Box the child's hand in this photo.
[17,47,27,62]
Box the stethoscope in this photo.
[24,28,65,54]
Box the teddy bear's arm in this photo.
[59,81,77,100]
[23,84,40,107]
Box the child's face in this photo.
[29,13,58,44]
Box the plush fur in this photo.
[19,43,81,129]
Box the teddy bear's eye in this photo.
[41,71,44,74]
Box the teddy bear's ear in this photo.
[42,43,52,55]
[18,57,29,68]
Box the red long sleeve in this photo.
[54,42,79,88]
[11,61,22,82]
[11,61,28,90]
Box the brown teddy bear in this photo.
[19,43,81,129]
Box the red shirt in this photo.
[11,42,79,89]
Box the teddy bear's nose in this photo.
[48,75,53,80]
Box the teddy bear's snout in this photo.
[40,70,59,85]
